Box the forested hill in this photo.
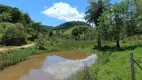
[44,25,54,29]
[0,4,50,45]
[54,21,90,30]
[0,4,32,25]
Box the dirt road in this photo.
[0,43,35,52]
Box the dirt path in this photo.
[0,43,35,52]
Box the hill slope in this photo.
[54,21,90,30]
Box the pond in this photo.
[0,50,97,80]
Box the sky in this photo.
[0,0,121,26]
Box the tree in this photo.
[22,13,32,26]
[26,22,49,40]
[35,33,46,50]
[85,0,110,48]
[71,26,88,40]
[48,31,53,38]
[99,0,130,49]
[10,8,23,23]
[0,12,11,22]
[97,11,110,42]
[133,0,142,39]
[135,16,142,39]
[2,23,27,45]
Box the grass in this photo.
[55,40,95,51]
[0,45,58,70]
[0,40,95,70]
[75,40,142,80]
[0,48,33,70]
[0,38,141,80]
[63,27,76,35]
[91,48,142,80]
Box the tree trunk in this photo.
[137,34,140,40]
[116,39,120,49]
[97,37,102,49]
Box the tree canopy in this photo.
[0,4,50,45]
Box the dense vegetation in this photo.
[0,39,95,70]
[0,4,49,45]
[0,4,54,70]
[74,0,142,80]
[0,48,33,69]
[0,0,142,80]
[54,21,90,30]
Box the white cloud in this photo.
[42,2,85,22]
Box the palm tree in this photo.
[85,0,110,48]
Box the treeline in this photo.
[83,0,142,49]
[58,0,142,50]
[0,4,49,45]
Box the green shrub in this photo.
[35,33,46,50]
[2,23,27,45]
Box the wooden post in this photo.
[130,52,135,80]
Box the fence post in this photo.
[130,52,135,80]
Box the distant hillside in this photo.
[42,25,53,29]
[54,21,90,30]
[63,27,77,35]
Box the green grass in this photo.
[0,48,33,70]
[54,40,95,51]
[76,40,142,80]
[1,38,142,80]
[0,39,95,70]
[0,45,58,70]
[63,27,76,35]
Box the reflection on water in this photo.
[0,50,97,80]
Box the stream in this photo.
[0,50,97,80]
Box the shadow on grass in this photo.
[93,44,142,52]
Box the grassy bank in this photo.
[1,39,141,80]
[55,40,95,51]
[0,48,33,70]
[0,45,57,70]
[76,40,142,80]
[0,40,95,70]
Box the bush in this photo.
[2,23,27,45]
[35,33,46,50]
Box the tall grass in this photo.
[75,40,142,80]
[0,45,59,70]
[0,48,35,70]
[55,40,95,51]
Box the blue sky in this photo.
[0,0,121,26]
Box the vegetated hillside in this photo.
[54,21,90,30]
[0,4,31,25]
[63,27,77,35]
[0,4,50,45]
[43,25,53,29]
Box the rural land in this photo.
[0,0,142,80]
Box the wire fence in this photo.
[133,59,142,70]
[130,52,142,80]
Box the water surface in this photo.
[0,50,97,80]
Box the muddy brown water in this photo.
[0,50,97,80]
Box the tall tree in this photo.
[10,8,23,23]
[2,23,27,45]
[133,0,142,39]
[101,0,130,48]
[85,0,110,48]
[22,13,31,25]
